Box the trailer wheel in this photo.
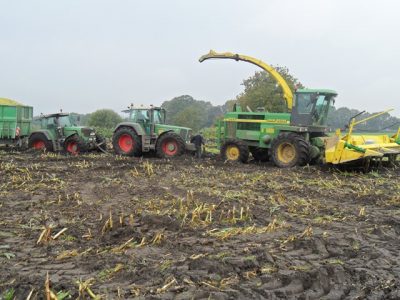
[28,133,53,152]
[156,132,185,158]
[221,139,249,163]
[112,127,142,156]
[64,135,85,155]
[271,133,310,168]
[250,147,269,162]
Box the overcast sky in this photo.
[1,0,399,117]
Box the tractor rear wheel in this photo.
[250,147,269,162]
[112,127,142,156]
[221,139,249,163]
[28,133,53,152]
[64,135,85,155]
[271,133,310,168]
[156,132,185,158]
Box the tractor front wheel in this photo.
[156,132,185,158]
[64,135,85,155]
[112,127,142,156]
[28,133,53,152]
[221,139,249,163]
[271,133,310,168]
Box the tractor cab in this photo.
[38,113,84,138]
[291,89,337,128]
[123,105,167,136]
[124,106,166,124]
[40,113,75,130]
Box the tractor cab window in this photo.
[152,110,165,124]
[130,110,150,122]
[44,117,58,129]
[58,116,72,127]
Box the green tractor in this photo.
[28,112,106,154]
[112,105,195,158]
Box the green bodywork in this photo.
[0,102,33,145]
[115,107,193,151]
[218,89,338,159]
[33,113,97,151]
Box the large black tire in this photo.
[250,147,269,162]
[95,134,107,152]
[112,127,142,156]
[64,135,86,155]
[28,133,53,152]
[271,132,310,168]
[156,132,185,158]
[221,139,249,163]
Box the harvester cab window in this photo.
[314,95,326,115]
[296,94,314,114]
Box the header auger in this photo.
[200,50,400,169]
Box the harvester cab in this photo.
[112,104,195,158]
[29,112,106,154]
[291,89,337,129]
[199,50,400,169]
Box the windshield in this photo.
[129,109,150,122]
[315,95,336,124]
[58,116,72,127]
[128,109,165,124]
[44,115,72,128]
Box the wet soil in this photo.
[0,151,400,299]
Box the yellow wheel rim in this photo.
[226,145,240,160]
[277,142,296,164]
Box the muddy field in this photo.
[0,151,400,299]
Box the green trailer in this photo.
[0,98,33,147]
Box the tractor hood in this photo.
[156,124,192,141]
[64,126,96,138]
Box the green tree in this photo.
[173,103,209,132]
[88,109,123,128]
[236,67,303,113]
[161,95,225,130]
